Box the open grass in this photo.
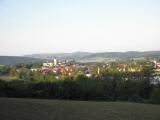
[0,98,160,120]
[0,76,17,81]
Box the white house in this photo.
[150,76,160,85]
[30,68,38,72]
[43,62,54,67]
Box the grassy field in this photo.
[0,98,160,120]
[0,76,17,81]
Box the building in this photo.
[153,60,160,72]
[150,76,160,85]
[54,58,57,66]
[43,62,54,67]
[30,68,38,72]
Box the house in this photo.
[153,60,160,72]
[43,62,54,67]
[150,76,160,84]
[16,68,26,72]
[30,68,38,72]
[86,73,92,77]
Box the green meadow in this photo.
[0,98,160,120]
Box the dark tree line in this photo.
[0,75,160,103]
[0,61,160,103]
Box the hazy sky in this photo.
[0,0,160,55]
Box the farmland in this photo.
[0,98,160,120]
[0,75,17,81]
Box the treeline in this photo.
[0,76,160,103]
[0,61,160,103]
[0,62,42,75]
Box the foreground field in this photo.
[0,75,17,81]
[0,98,160,120]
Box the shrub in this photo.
[151,85,160,103]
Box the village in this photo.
[30,58,92,78]
[27,58,160,84]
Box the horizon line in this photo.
[1,50,160,56]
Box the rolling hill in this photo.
[24,51,160,62]
[1,51,160,65]
[25,52,92,60]
[0,56,44,65]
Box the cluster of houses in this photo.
[29,59,160,84]
[153,60,160,72]
[31,58,91,77]
[152,60,160,84]
[117,64,142,72]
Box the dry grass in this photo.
[0,76,17,81]
[0,98,160,120]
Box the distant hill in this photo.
[25,52,92,60]
[87,51,160,59]
[82,51,160,62]
[0,56,44,65]
[1,51,160,65]
[24,51,160,62]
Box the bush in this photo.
[0,78,158,104]
[151,85,160,103]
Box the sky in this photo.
[0,0,160,56]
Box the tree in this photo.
[10,66,17,76]
[151,84,160,103]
